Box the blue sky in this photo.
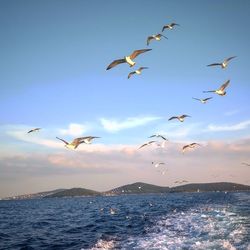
[0,0,250,197]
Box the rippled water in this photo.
[0,192,249,249]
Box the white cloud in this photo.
[59,123,88,137]
[100,116,162,133]
[207,120,250,132]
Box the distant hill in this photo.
[105,182,170,195]
[2,182,250,200]
[171,182,250,193]
[44,188,100,198]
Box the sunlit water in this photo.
[0,192,249,249]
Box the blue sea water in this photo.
[0,192,249,250]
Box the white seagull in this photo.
[162,23,180,32]
[192,97,213,104]
[207,56,236,69]
[168,114,191,122]
[152,162,165,168]
[27,128,41,133]
[149,134,168,141]
[56,136,100,149]
[147,33,167,46]
[241,162,250,166]
[203,80,230,96]
[128,67,148,79]
[106,49,152,70]
[182,143,201,153]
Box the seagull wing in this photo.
[192,97,201,101]
[207,63,221,67]
[129,49,152,59]
[162,25,169,32]
[203,97,213,101]
[159,135,167,140]
[139,67,148,71]
[106,58,126,70]
[203,90,215,93]
[56,137,69,145]
[171,23,180,26]
[181,114,190,118]
[159,34,168,39]
[182,145,189,151]
[147,36,154,46]
[168,116,178,121]
[219,80,230,91]
[225,56,236,62]
[128,71,136,79]
[138,143,148,149]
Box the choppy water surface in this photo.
[0,192,249,249]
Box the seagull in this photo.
[106,49,152,70]
[182,143,201,153]
[27,128,41,133]
[203,80,230,96]
[168,114,191,122]
[192,97,213,104]
[241,162,250,166]
[110,208,116,215]
[128,67,148,79]
[207,56,236,69]
[162,23,180,32]
[147,33,167,46]
[149,134,168,141]
[56,136,100,149]
[152,162,165,168]
[138,140,156,149]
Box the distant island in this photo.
[2,182,250,200]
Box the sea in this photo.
[0,192,249,250]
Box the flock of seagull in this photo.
[26,20,248,183]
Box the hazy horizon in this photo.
[1,0,250,198]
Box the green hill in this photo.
[44,188,100,198]
[171,182,250,192]
[106,182,170,195]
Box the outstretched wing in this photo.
[207,63,221,67]
[147,36,154,46]
[219,80,230,91]
[192,97,200,101]
[56,137,69,145]
[159,34,168,39]
[162,25,169,32]
[139,67,148,71]
[190,143,201,147]
[130,49,152,59]
[225,56,236,63]
[170,23,180,27]
[128,71,136,79]
[168,116,178,121]
[180,114,190,118]
[106,58,126,70]
[203,90,215,93]
[203,97,213,101]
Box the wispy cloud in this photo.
[100,116,162,133]
[207,120,250,132]
[224,109,240,116]
[59,123,88,137]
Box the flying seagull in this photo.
[149,134,168,140]
[203,80,230,96]
[182,143,201,153]
[138,140,156,149]
[147,34,167,46]
[168,114,191,122]
[207,56,236,69]
[106,49,152,70]
[27,128,41,133]
[56,136,100,149]
[152,162,165,168]
[241,162,250,166]
[162,23,180,32]
[128,67,148,79]
[192,97,213,104]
